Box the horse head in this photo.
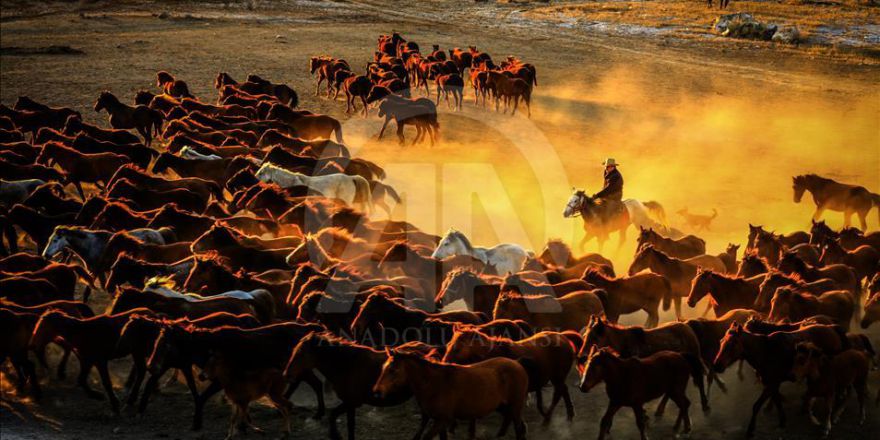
[792,175,807,203]
[563,189,590,218]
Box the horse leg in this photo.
[561,385,575,421]
[345,406,357,440]
[598,404,620,440]
[77,362,104,400]
[858,211,868,231]
[411,413,430,440]
[56,346,72,379]
[396,123,406,145]
[377,117,389,139]
[772,387,786,428]
[328,403,347,440]
[302,371,325,419]
[96,361,120,415]
[645,309,659,328]
[674,297,683,320]
[844,210,853,229]
[812,206,825,222]
[633,406,649,440]
[579,234,590,253]
[543,385,563,425]
[534,388,547,417]
[747,387,774,437]
[360,96,369,118]
[193,380,223,431]
[655,394,669,417]
[124,358,147,412]
[137,365,169,415]
[701,302,713,318]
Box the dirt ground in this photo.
[1,1,879,439]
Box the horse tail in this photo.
[682,352,710,412]
[372,181,401,204]
[643,200,668,226]
[660,276,673,312]
[353,176,372,207]
[561,330,583,354]
[288,88,299,108]
[362,159,386,180]
[332,118,344,144]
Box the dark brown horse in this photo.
[686,269,763,317]
[793,174,880,231]
[374,348,528,440]
[94,91,163,146]
[493,290,604,332]
[578,346,702,440]
[582,267,671,327]
[629,245,701,319]
[768,287,854,330]
[443,328,580,423]
[636,227,706,259]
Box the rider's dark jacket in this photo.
[594,167,623,201]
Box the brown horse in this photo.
[636,227,706,259]
[686,268,763,317]
[264,105,344,143]
[435,73,464,111]
[493,290,604,332]
[793,174,880,231]
[791,342,870,436]
[683,308,761,395]
[578,346,702,440]
[36,142,130,199]
[156,71,195,99]
[777,251,860,298]
[629,245,701,319]
[768,287,854,330]
[285,332,411,440]
[737,251,771,278]
[754,271,836,312]
[486,71,531,117]
[376,94,439,146]
[819,239,880,282]
[538,238,614,269]
[94,91,163,146]
[860,292,880,329]
[443,328,579,423]
[578,316,709,413]
[435,268,501,315]
[582,267,671,327]
[1,309,43,397]
[747,223,809,251]
[373,348,528,440]
[753,229,820,266]
[713,322,849,436]
[501,272,592,298]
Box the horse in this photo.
[747,223,809,251]
[768,287,854,330]
[683,308,761,395]
[501,272,592,298]
[538,238,614,270]
[486,71,531,117]
[442,328,580,423]
[350,292,487,346]
[777,251,860,299]
[376,95,439,146]
[636,227,705,259]
[493,290,604,332]
[738,251,770,278]
[686,268,764,318]
[578,346,703,440]
[753,271,836,313]
[629,245,701,319]
[36,142,130,199]
[753,228,820,267]
[563,190,667,253]
[256,163,373,214]
[0,309,44,397]
[264,104,344,143]
[713,322,849,436]
[94,91,163,146]
[435,268,502,315]
[582,267,671,327]
[432,228,529,275]
[373,348,528,440]
[579,316,709,413]
[819,239,880,282]
[791,343,870,437]
[435,73,464,111]
[793,174,880,231]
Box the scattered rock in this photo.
[714,13,777,41]
[772,26,801,44]
[157,11,169,19]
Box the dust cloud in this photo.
[344,65,880,274]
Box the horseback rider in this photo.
[592,158,624,221]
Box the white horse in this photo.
[255,163,373,213]
[563,189,674,252]
[179,146,222,161]
[431,228,530,275]
[143,277,275,321]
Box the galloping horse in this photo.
[792,174,880,231]
[563,189,666,253]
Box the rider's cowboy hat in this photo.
[602,158,619,167]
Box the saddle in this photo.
[593,198,626,225]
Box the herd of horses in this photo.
[310,32,537,146]
[1,46,880,440]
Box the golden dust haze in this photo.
[345,65,880,271]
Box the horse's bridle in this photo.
[566,193,587,218]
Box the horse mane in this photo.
[448,229,474,251]
[193,250,233,268]
[317,226,362,245]
[498,291,556,306]
[582,266,613,281]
